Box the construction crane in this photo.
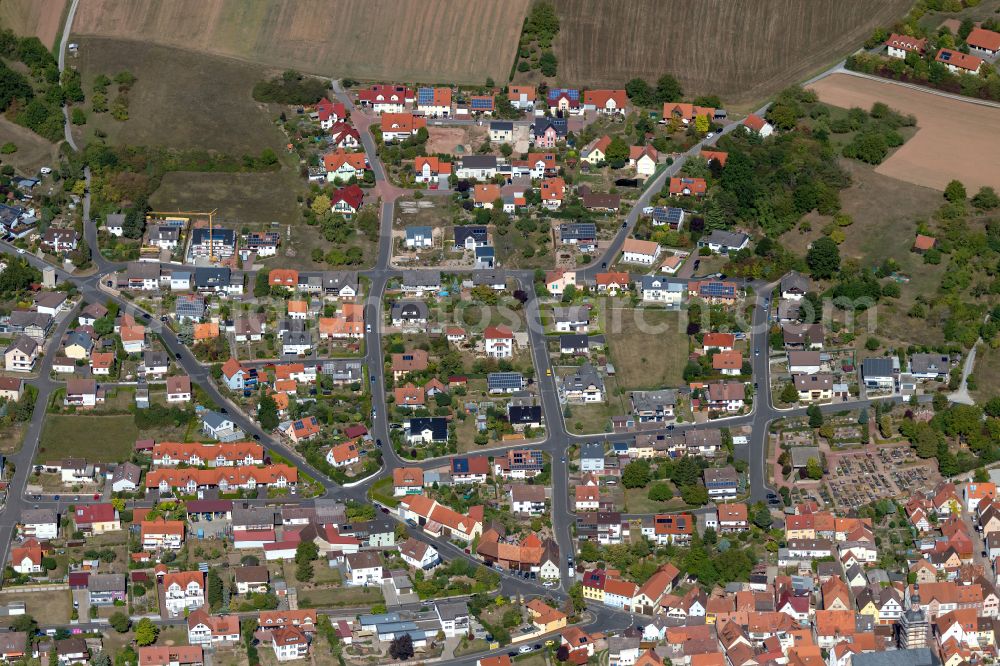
[147,209,219,261]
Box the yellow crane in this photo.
[147,209,219,261]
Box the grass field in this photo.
[71,0,529,84]
[547,0,911,106]
[784,159,947,347]
[150,170,303,227]
[70,36,289,155]
[38,414,138,463]
[807,73,1000,192]
[622,486,687,514]
[0,588,72,625]
[0,117,59,174]
[972,346,1000,404]
[297,585,383,608]
[605,308,689,390]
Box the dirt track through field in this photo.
[808,73,1000,192]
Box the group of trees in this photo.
[621,456,711,506]
[515,1,560,77]
[624,74,684,108]
[253,70,328,105]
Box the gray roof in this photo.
[552,306,589,324]
[22,508,57,524]
[10,310,52,328]
[863,357,896,378]
[283,330,312,346]
[88,573,125,592]
[559,333,589,350]
[233,505,276,528]
[391,300,429,321]
[405,225,433,239]
[630,389,677,411]
[909,353,950,375]
[793,373,832,391]
[701,229,749,248]
[143,350,169,367]
[435,600,469,620]
[564,362,603,392]
[193,266,230,287]
[111,462,141,485]
[640,275,684,291]
[780,271,810,294]
[126,261,160,280]
[402,270,441,288]
[559,222,596,240]
[852,649,939,666]
[201,410,232,429]
[580,441,605,460]
[490,121,513,131]
[704,466,738,484]
[459,155,497,169]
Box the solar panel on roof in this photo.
[417,88,434,104]
[941,51,952,60]
[488,372,523,389]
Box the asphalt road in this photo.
[0,73,909,644]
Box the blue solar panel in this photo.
[940,51,952,60]
[488,372,523,389]
[418,87,434,104]
[471,97,493,109]
[547,88,579,101]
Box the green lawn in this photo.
[455,638,490,657]
[0,589,72,625]
[623,486,689,514]
[38,414,138,463]
[297,586,384,608]
[369,476,400,507]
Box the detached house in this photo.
[380,112,426,142]
[621,238,660,264]
[936,48,983,75]
[629,145,658,178]
[357,84,413,113]
[162,571,205,616]
[416,86,452,116]
[743,114,774,137]
[323,150,368,182]
[4,335,38,372]
[885,33,927,58]
[331,184,364,216]
[483,326,514,358]
[669,177,707,197]
[540,177,566,209]
[315,98,346,129]
[583,89,627,114]
[414,156,451,186]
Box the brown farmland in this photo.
[0,0,66,49]
[551,0,911,106]
[808,73,1000,192]
[69,0,529,85]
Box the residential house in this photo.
[640,276,684,306]
[162,571,205,616]
[669,177,707,197]
[698,229,750,255]
[885,33,927,58]
[400,537,439,569]
[794,374,833,402]
[331,184,364,215]
[743,114,774,137]
[583,89,627,114]
[629,145,658,177]
[630,390,678,423]
[483,326,514,358]
[621,238,660,264]
[936,48,983,75]
[562,363,605,403]
[4,336,38,372]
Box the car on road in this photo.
[16,248,24,254]
[545,640,555,647]
[252,434,260,440]
[508,652,517,658]
[602,262,607,268]
[533,644,542,651]
[376,439,382,446]
[366,324,372,333]
[370,375,375,384]
[707,132,715,138]
[621,221,627,228]
[546,368,551,376]
[379,507,389,514]
[53,495,60,501]
[220,408,227,414]
[175,353,181,360]
[693,259,700,269]
[519,646,533,654]
[560,457,566,463]
[755,349,760,356]
[543,580,555,587]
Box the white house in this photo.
[345,552,383,586]
[483,326,514,358]
[163,572,205,617]
[743,114,774,138]
[399,537,440,570]
[620,239,660,265]
[640,276,684,307]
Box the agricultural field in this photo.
[71,0,529,84]
[70,36,289,155]
[549,0,911,106]
[807,73,1000,192]
[0,117,60,174]
[0,0,66,49]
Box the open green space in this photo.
[0,589,72,625]
[38,414,138,463]
[297,585,384,608]
[604,308,688,391]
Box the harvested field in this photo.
[71,36,288,155]
[808,73,1000,192]
[0,116,59,174]
[0,0,66,49]
[150,170,303,227]
[549,0,911,106]
[71,0,528,84]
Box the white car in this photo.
[543,580,556,588]
[519,646,533,654]
[40,167,52,175]
[16,248,24,254]
[707,132,715,139]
